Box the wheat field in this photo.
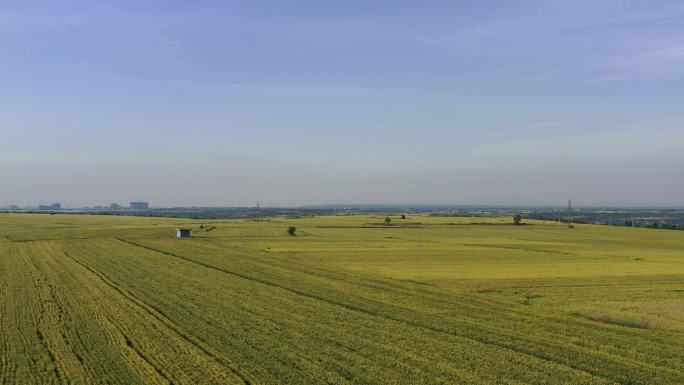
[1,213,683,384]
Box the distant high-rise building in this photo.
[110,203,122,210]
[130,201,149,210]
[39,203,61,210]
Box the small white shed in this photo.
[176,228,191,238]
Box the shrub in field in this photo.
[287,226,297,236]
[513,214,522,225]
[384,217,392,225]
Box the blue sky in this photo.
[1,0,683,207]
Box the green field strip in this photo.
[131,238,684,384]
[68,238,454,382]
[65,238,620,385]
[73,237,680,384]
[62,250,256,385]
[135,237,684,356]
[1,241,253,385]
[34,241,179,385]
[0,243,13,384]
[1,242,72,385]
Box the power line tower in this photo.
[256,202,260,221]
[567,199,573,228]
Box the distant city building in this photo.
[110,203,122,210]
[130,201,149,210]
[176,228,191,238]
[39,203,61,210]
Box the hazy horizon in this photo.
[6,200,684,211]
[2,1,683,207]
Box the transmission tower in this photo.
[567,199,573,228]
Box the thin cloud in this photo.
[532,121,566,129]
[588,74,627,83]
[624,44,684,66]
[419,2,684,46]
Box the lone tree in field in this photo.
[401,214,406,219]
[513,214,523,225]
[384,216,392,225]
[287,226,297,236]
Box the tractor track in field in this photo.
[115,238,654,385]
[460,243,573,255]
[27,256,68,385]
[122,334,177,385]
[62,250,256,385]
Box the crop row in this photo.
[0,240,251,385]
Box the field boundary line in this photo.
[62,250,256,385]
[460,243,572,255]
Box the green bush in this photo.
[513,214,522,225]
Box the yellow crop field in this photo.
[1,213,683,384]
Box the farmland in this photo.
[1,214,683,384]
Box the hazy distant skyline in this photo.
[2,1,683,207]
